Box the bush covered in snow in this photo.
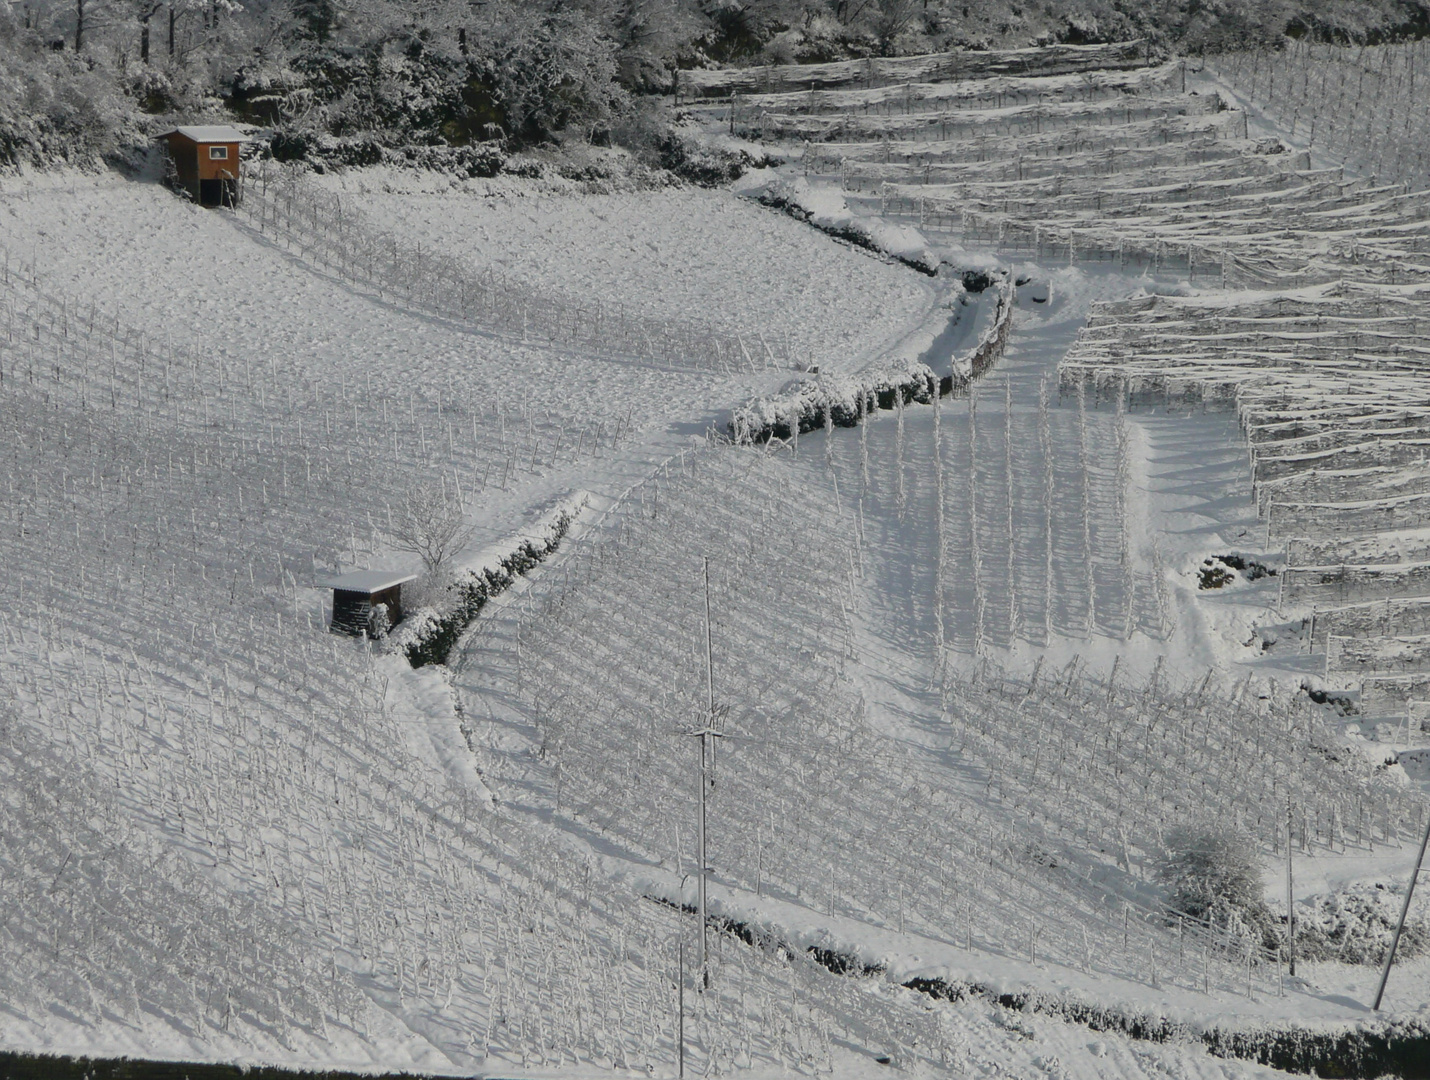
[0,20,138,170]
[742,175,940,274]
[658,133,773,186]
[1294,883,1430,966]
[728,277,1012,444]
[1158,824,1277,949]
[388,507,576,668]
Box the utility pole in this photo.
[705,554,716,793]
[685,557,724,991]
[690,724,711,990]
[1374,805,1430,1010]
[1286,797,1296,977]
[677,941,686,1078]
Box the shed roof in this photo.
[315,570,418,594]
[157,125,249,144]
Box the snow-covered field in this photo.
[4,39,1430,1080]
[307,167,936,376]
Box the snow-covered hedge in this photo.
[388,500,581,668]
[263,130,509,177]
[658,134,778,186]
[729,274,1013,444]
[729,362,938,444]
[643,894,1430,1080]
[1292,882,1429,966]
[738,174,940,274]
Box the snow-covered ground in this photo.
[4,42,1430,1080]
[460,260,1430,1031]
[308,166,936,376]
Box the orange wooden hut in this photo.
[156,125,246,207]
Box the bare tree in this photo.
[386,482,477,577]
[870,0,918,55]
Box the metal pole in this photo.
[705,556,718,784]
[699,556,714,990]
[1286,798,1297,977]
[705,555,715,724]
[698,727,708,990]
[1374,805,1430,1010]
[678,941,686,1078]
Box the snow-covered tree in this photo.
[386,482,476,577]
[1158,824,1275,946]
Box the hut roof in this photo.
[316,570,418,594]
[156,125,249,144]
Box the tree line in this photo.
[5,0,1430,171]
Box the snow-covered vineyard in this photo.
[4,32,1430,1080]
[694,33,1430,720]
[1059,219,1430,714]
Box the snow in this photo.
[459,307,1427,1036]
[317,569,418,592]
[733,172,941,274]
[382,656,497,812]
[6,40,1430,1080]
[678,40,1150,97]
[307,167,936,376]
[158,125,250,144]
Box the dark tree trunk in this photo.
[169,4,175,56]
[74,0,84,51]
[458,26,467,56]
[139,4,161,65]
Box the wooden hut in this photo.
[156,125,246,207]
[317,570,417,637]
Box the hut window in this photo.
[209,145,229,160]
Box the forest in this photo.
[6,0,1430,174]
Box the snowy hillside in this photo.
[4,37,1430,1080]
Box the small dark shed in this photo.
[156,125,246,207]
[318,570,417,637]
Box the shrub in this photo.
[367,604,391,640]
[129,68,176,115]
[0,31,135,170]
[658,134,753,185]
[387,509,574,668]
[1295,883,1430,965]
[1158,824,1277,948]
